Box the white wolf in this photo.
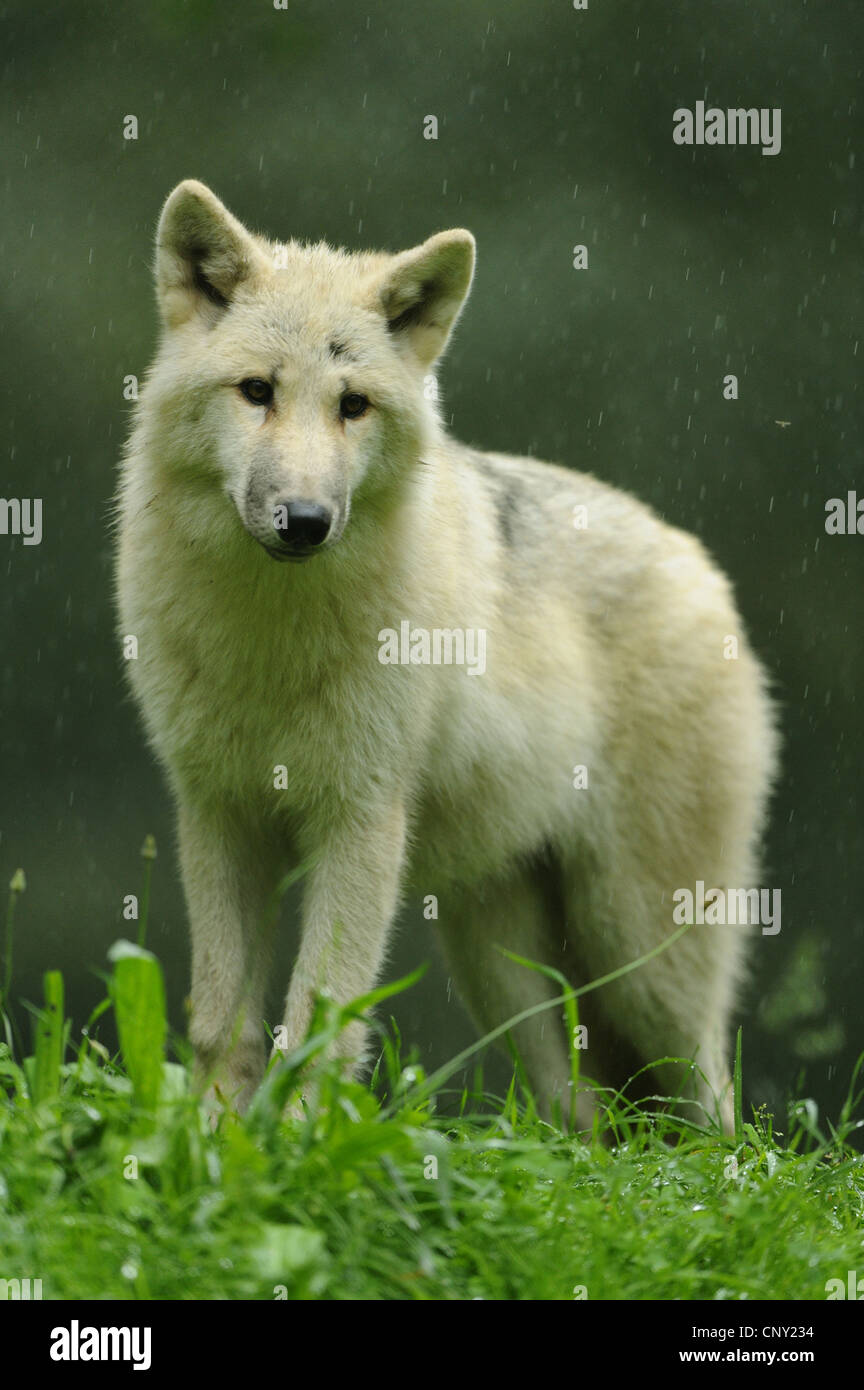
[116,180,777,1129]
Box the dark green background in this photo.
[2,0,861,1124]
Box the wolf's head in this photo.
[149,180,475,562]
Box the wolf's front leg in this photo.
[278,799,407,1077]
[178,799,282,1111]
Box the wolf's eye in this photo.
[239,378,273,406]
[340,392,369,420]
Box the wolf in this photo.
[116,180,777,1130]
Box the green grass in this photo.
[1,865,864,1301]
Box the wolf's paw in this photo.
[281,1095,308,1125]
[197,1069,260,1128]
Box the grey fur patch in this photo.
[467,452,530,549]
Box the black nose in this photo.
[273,500,332,550]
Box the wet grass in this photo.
[1,864,863,1302]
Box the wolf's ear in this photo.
[155,180,264,328]
[378,230,475,367]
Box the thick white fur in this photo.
[116,181,778,1130]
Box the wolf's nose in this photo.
[273,500,332,550]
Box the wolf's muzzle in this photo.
[271,499,332,559]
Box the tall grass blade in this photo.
[32,969,64,1104]
[109,940,167,1112]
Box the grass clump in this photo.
[1,859,863,1301]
